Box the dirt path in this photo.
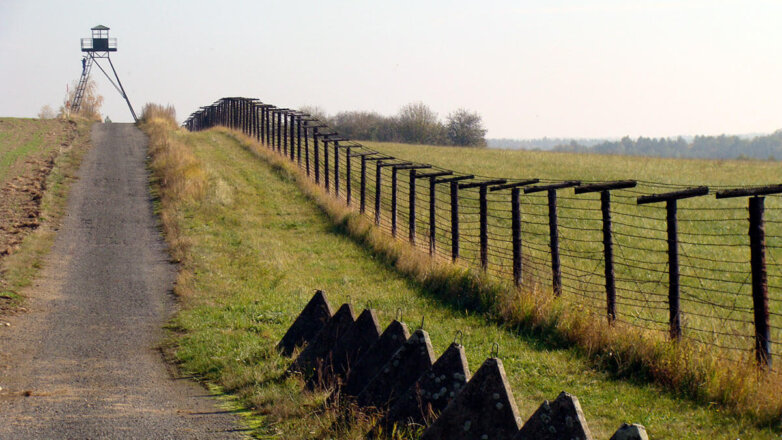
[0,123,246,439]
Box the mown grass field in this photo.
[148,121,782,439]
[0,117,91,309]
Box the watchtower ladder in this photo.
[71,57,93,113]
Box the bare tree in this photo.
[58,79,104,121]
[38,105,56,120]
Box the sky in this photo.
[1,0,780,139]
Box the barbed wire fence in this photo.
[183,97,781,369]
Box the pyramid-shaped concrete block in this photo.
[514,391,593,440]
[288,303,355,375]
[379,342,471,431]
[420,357,521,440]
[341,319,410,398]
[277,290,333,357]
[609,423,649,440]
[356,329,435,409]
[307,308,381,389]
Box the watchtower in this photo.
[71,25,137,121]
[81,25,117,55]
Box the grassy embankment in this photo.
[0,117,92,310]
[143,115,781,439]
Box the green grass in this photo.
[328,140,782,362]
[152,125,782,439]
[0,117,92,307]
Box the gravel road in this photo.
[0,123,246,439]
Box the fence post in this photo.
[324,139,330,193]
[459,180,507,271]
[333,140,339,197]
[526,181,581,297]
[297,116,302,165]
[261,106,266,145]
[749,196,771,366]
[282,111,288,156]
[488,180,540,287]
[409,169,416,244]
[287,113,293,161]
[391,166,399,237]
[716,184,782,367]
[375,161,383,225]
[512,188,522,286]
[361,155,367,213]
[304,124,311,175]
[346,146,352,205]
[638,186,709,341]
[575,180,637,322]
[276,110,282,152]
[313,128,320,184]
[450,181,460,262]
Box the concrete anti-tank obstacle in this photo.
[288,303,355,377]
[277,289,333,357]
[513,391,593,440]
[356,329,436,409]
[340,319,410,399]
[420,357,522,440]
[374,341,471,434]
[609,423,649,440]
[307,308,381,389]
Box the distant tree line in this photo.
[300,103,487,147]
[551,131,782,160]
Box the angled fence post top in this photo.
[636,185,709,204]
[574,179,637,194]
[489,179,540,192]
[524,180,581,194]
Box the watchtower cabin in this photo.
[81,25,116,57]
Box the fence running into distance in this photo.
[184,97,782,368]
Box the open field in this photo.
[0,117,91,310]
[148,119,782,438]
[342,140,782,362]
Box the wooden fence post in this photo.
[489,180,540,286]
[288,112,296,162]
[526,181,581,297]
[415,171,454,256]
[716,184,782,367]
[575,180,637,322]
[460,180,507,270]
[433,175,474,262]
[345,146,352,205]
[297,116,302,165]
[638,186,709,341]
[313,128,320,184]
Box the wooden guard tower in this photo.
[72,25,137,121]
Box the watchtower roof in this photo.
[91,24,110,30]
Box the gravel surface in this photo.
[0,123,247,439]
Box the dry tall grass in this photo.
[140,111,205,265]
[219,127,782,427]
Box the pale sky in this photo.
[1,0,780,139]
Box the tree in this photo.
[37,105,55,119]
[58,79,103,121]
[298,105,329,124]
[445,109,487,147]
[397,102,446,145]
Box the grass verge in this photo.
[144,118,781,439]
[0,118,92,310]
